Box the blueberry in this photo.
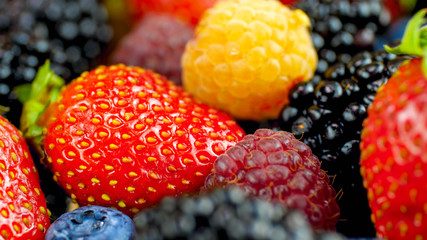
[45,206,136,240]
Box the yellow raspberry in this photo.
[182,0,317,121]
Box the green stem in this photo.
[19,60,65,141]
[385,9,427,75]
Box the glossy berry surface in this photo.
[0,115,50,239]
[134,187,345,240]
[204,129,339,230]
[45,205,136,240]
[361,57,427,239]
[274,49,411,236]
[40,64,245,217]
[295,0,391,76]
[0,0,113,128]
[112,13,194,85]
[182,0,317,121]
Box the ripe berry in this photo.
[112,13,194,85]
[46,205,136,240]
[182,0,317,121]
[21,63,245,217]
[273,48,411,236]
[0,0,112,127]
[295,0,391,76]
[134,187,345,240]
[204,129,339,230]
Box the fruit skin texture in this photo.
[0,115,50,239]
[204,129,339,230]
[274,48,411,237]
[111,13,194,85]
[134,187,345,240]
[39,64,245,217]
[45,205,136,240]
[360,57,427,239]
[182,0,317,121]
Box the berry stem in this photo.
[385,9,427,75]
[20,61,65,143]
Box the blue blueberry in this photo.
[45,205,136,240]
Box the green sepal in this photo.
[385,9,427,76]
[20,60,65,144]
[0,105,10,115]
[14,84,32,104]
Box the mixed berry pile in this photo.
[1,0,427,239]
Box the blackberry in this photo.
[0,0,113,127]
[0,0,112,222]
[134,187,346,240]
[295,0,391,76]
[275,49,412,237]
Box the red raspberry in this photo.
[111,13,194,85]
[204,129,339,230]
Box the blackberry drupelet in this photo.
[134,187,346,240]
[0,0,113,127]
[295,0,391,76]
[275,49,412,237]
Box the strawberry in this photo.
[126,0,217,26]
[360,9,427,239]
[0,114,50,239]
[20,62,245,217]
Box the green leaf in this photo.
[385,9,427,56]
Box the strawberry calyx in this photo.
[19,60,65,150]
[0,105,10,114]
[385,9,427,75]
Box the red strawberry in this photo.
[126,0,217,26]
[360,9,427,239]
[0,115,50,239]
[204,128,340,230]
[21,62,245,217]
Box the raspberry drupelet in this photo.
[204,129,340,230]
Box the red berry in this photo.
[204,129,339,230]
[0,116,50,239]
[26,63,245,217]
[361,57,427,239]
[112,13,194,85]
[360,11,427,239]
[127,0,217,25]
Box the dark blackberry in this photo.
[0,0,113,127]
[0,0,112,222]
[275,50,412,237]
[134,187,346,240]
[295,0,391,76]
